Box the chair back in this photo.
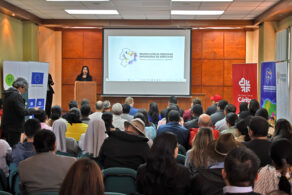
[0,191,12,195]
[102,167,137,195]
[104,192,127,195]
[8,163,19,195]
[0,169,8,191]
[56,151,75,157]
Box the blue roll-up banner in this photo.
[261,62,277,125]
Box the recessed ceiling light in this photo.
[171,10,224,15]
[47,0,109,1]
[172,0,232,2]
[65,10,119,14]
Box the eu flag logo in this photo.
[31,72,44,85]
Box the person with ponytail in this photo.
[136,132,191,195]
[254,138,292,194]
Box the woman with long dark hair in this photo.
[101,111,116,133]
[148,102,161,125]
[59,158,104,195]
[272,119,292,142]
[136,132,191,195]
[76,66,92,81]
[254,139,292,194]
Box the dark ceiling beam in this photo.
[254,0,292,25]
[0,0,42,24]
[42,19,254,28]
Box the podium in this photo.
[74,81,96,111]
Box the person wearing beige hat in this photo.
[190,133,243,195]
[98,118,150,170]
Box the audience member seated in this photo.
[121,103,134,122]
[249,99,260,116]
[112,103,127,131]
[12,119,40,166]
[158,110,189,149]
[0,139,11,177]
[53,119,80,156]
[103,100,111,112]
[235,119,251,142]
[47,105,62,127]
[136,132,191,195]
[102,111,116,133]
[148,102,161,126]
[59,158,104,195]
[160,96,184,118]
[98,118,150,170]
[184,104,203,129]
[82,118,106,158]
[238,102,250,119]
[215,104,237,132]
[210,100,228,126]
[220,113,238,137]
[190,133,241,195]
[19,130,76,194]
[206,94,222,116]
[34,109,52,130]
[80,98,89,107]
[89,100,103,120]
[125,96,138,116]
[255,108,274,138]
[254,138,292,194]
[244,116,272,167]
[157,104,184,128]
[188,114,220,146]
[65,108,88,141]
[183,98,201,122]
[80,104,91,124]
[222,147,260,195]
[272,119,292,142]
[135,109,156,140]
[185,127,213,174]
[62,100,78,121]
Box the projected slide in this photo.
[107,36,185,82]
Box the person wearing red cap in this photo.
[206,94,222,116]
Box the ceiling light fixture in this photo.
[171,10,224,15]
[65,9,119,14]
[172,0,232,2]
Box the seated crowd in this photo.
[0,95,291,195]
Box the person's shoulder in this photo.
[55,153,76,163]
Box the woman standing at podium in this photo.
[76,66,92,81]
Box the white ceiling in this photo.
[6,0,280,20]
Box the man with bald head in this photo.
[89,100,104,119]
[188,114,220,146]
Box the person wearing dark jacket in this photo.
[45,73,54,118]
[98,118,150,170]
[184,104,203,129]
[2,78,38,147]
[190,133,241,195]
[158,110,189,149]
[137,132,191,195]
[75,66,92,81]
[222,147,260,195]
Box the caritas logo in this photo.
[239,77,251,93]
[238,97,251,103]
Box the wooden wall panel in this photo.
[202,31,224,59]
[192,31,202,59]
[223,86,233,105]
[202,86,224,108]
[62,31,83,58]
[192,60,202,85]
[223,60,245,86]
[224,30,246,59]
[62,84,74,110]
[202,60,224,86]
[62,29,246,112]
[84,31,103,59]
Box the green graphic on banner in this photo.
[262,99,276,126]
[5,74,15,86]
